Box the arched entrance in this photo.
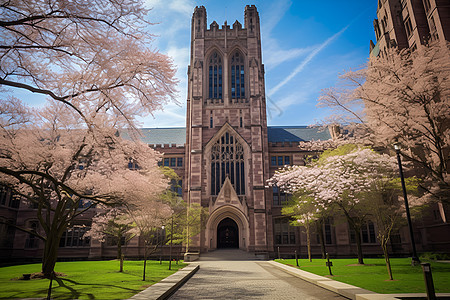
[217,218,239,248]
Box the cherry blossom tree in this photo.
[84,208,136,272]
[1,0,177,280]
[281,195,319,262]
[158,167,185,270]
[0,0,177,129]
[318,42,450,204]
[269,145,402,264]
[363,176,421,280]
[127,200,172,280]
[0,100,166,278]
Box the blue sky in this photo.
[18,1,378,128]
[140,0,378,128]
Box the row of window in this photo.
[208,51,246,101]
[18,218,388,248]
[59,225,90,248]
[274,218,381,245]
[158,155,294,170]
[271,156,291,166]
[159,157,183,168]
[0,187,20,209]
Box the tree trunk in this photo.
[354,228,364,265]
[143,258,147,281]
[42,234,60,278]
[169,215,173,270]
[117,236,122,259]
[382,240,393,280]
[119,254,124,272]
[117,233,124,272]
[306,225,312,262]
[316,220,326,259]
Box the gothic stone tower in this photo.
[185,5,272,254]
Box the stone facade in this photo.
[370,0,450,56]
[1,4,449,263]
[184,5,271,254]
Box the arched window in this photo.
[210,132,245,195]
[230,51,245,101]
[208,51,223,100]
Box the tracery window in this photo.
[210,132,245,195]
[230,51,245,101]
[208,51,223,100]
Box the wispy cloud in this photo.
[169,0,194,16]
[268,25,350,97]
[264,45,314,70]
[261,0,292,34]
[260,0,312,70]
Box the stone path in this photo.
[168,249,345,299]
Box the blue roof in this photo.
[123,126,330,145]
[121,128,186,145]
[267,126,331,142]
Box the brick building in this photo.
[1,4,449,263]
[370,0,450,56]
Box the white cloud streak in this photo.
[268,25,350,97]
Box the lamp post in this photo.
[169,215,173,270]
[394,143,420,266]
[160,225,165,265]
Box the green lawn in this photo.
[275,258,450,294]
[0,260,187,299]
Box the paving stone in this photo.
[168,249,346,300]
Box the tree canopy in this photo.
[0,0,178,128]
[318,42,450,203]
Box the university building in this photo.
[370,0,450,56]
[1,4,449,262]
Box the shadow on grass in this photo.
[51,277,141,299]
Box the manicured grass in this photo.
[275,258,450,294]
[0,260,187,299]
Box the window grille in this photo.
[230,51,245,101]
[208,52,223,101]
[210,132,245,195]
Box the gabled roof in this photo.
[121,126,330,145]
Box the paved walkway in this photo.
[168,249,345,300]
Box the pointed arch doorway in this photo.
[217,218,239,248]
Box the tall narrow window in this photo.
[210,111,213,128]
[230,51,245,102]
[25,221,38,248]
[210,132,245,195]
[239,110,243,127]
[208,52,223,101]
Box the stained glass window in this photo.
[211,132,245,195]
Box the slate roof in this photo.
[122,126,330,145]
[267,126,331,142]
[121,128,186,145]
